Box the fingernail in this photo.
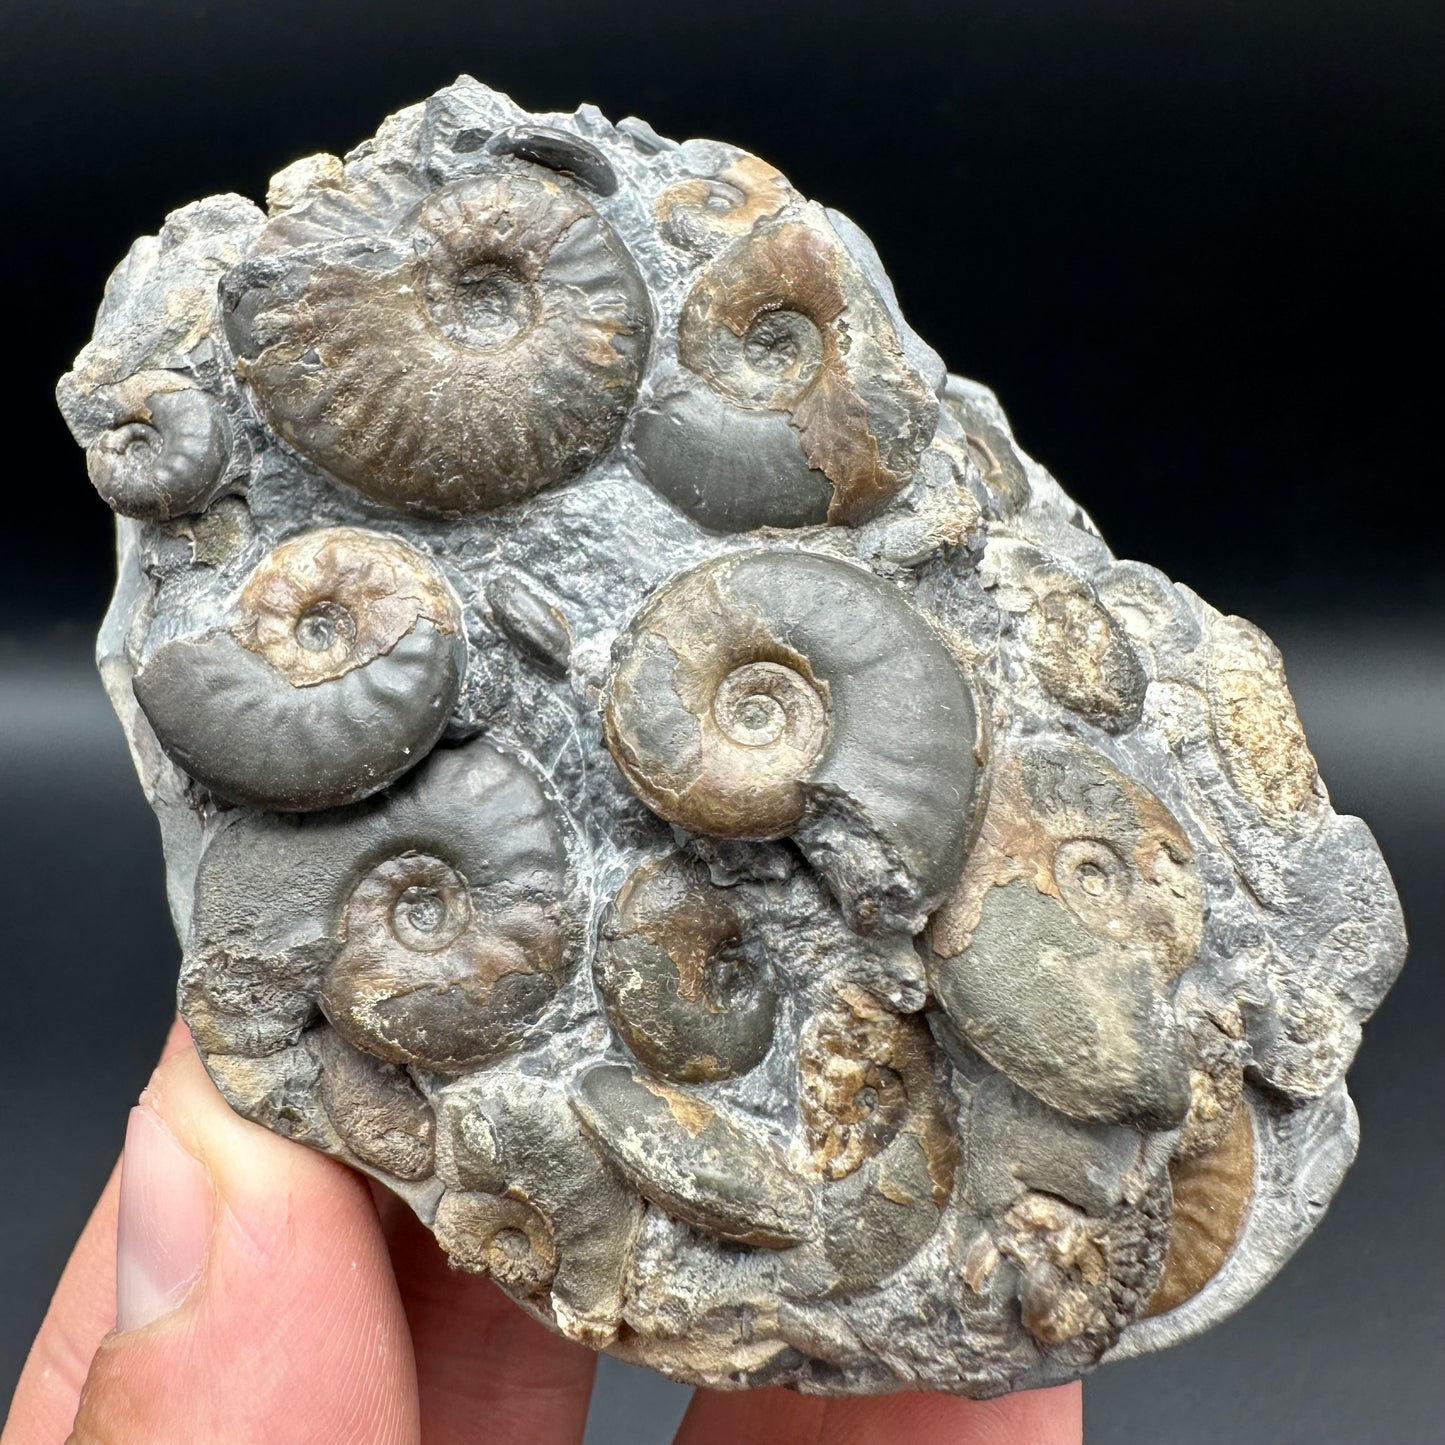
[115,1104,214,1331]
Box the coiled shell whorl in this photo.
[929,741,1204,1130]
[632,211,940,532]
[595,852,778,1084]
[653,155,793,251]
[85,381,232,521]
[224,166,651,515]
[133,527,465,811]
[603,550,981,934]
[181,738,582,1073]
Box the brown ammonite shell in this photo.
[654,154,793,250]
[235,527,460,685]
[180,737,584,1074]
[1145,1102,1256,1317]
[675,218,935,523]
[224,165,651,515]
[602,549,981,934]
[928,740,1205,1130]
[59,77,1405,1401]
[84,381,232,521]
[631,204,941,532]
[594,851,777,1085]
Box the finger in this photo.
[673,1385,823,1445]
[377,1192,597,1445]
[675,1379,1082,1445]
[4,1020,193,1445]
[27,1044,419,1445]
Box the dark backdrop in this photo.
[2,4,1440,1442]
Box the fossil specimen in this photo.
[133,526,466,810]
[58,77,1406,1398]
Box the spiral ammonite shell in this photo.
[225,166,650,514]
[85,381,232,521]
[632,211,940,531]
[604,550,981,933]
[929,741,1204,1129]
[181,737,582,1075]
[595,851,778,1084]
[60,78,1406,1400]
[434,1190,561,1296]
[133,527,465,811]
[654,154,793,250]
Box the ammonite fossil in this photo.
[58,77,1407,1399]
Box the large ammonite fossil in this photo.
[57,77,1406,1398]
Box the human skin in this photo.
[1,1019,1082,1445]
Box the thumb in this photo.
[65,1044,419,1445]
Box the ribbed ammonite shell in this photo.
[58,77,1406,1400]
[223,164,651,514]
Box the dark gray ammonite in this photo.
[133,527,466,811]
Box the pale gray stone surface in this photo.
[56,77,1406,1397]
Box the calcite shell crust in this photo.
[58,77,1406,1398]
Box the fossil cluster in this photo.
[58,78,1406,1396]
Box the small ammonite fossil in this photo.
[594,851,778,1084]
[59,77,1406,1399]
[133,527,466,811]
[631,209,940,532]
[85,382,233,521]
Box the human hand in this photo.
[3,1021,1082,1445]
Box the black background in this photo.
[1,3,1440,1442]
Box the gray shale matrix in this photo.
[58,78,1406,1397]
